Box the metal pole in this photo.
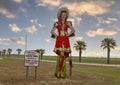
[26,66,29,80]
[25,34,28,80]
[35,67,37,80]
[69,53,72,77]
[25,34,27,51]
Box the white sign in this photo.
[25,50,39,67]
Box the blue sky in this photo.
[0,0,120,57]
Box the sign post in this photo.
[24,50,39,80]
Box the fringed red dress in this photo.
[54,21,71,54]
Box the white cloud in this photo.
[10,37,25,45]
[0,38,10,45]
[36,0,61,7]
[105,17,118,24]
[19,7,27,13]
[68,17,82,26]
[63,0,115,17]
[30,19,38,23]
[0,38,10,42]
[0,2,16,19]
[9,24,21,33]
[97,17,118,26]
[30,19,45,28]
[115,47,120,51]
[38,24,45,28]
[68,18,75,26]
[86,30,96,37]
[45,38,52,43]
[26,25,38,34]
[96,17,120,31]
[0,37,25,45]
[90,51,103,56]
[11,0,23,3]
[86,28,117,37]
[108,18,118,22]
[74,36,83,41]
[75,17,82,25]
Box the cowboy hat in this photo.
[57,7,69,19]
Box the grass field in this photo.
[0,56,120,85]
[1,55,120,64]
[42,56,120,64]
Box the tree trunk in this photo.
[41,54,42,60]
[9,52,10,56]
[107,48,110,64]
[79,49,82,63]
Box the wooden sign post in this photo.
[24,50,39,80]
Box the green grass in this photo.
[42,56,120,64]
[1,55,120,64]
[73,65,120,85]
[75,66,120,78]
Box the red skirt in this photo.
[54,36,71,53]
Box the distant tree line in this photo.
[0,48,22,56]
[0,48,45,59]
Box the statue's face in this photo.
[61,12,67,20]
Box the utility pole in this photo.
[25,34,27,51]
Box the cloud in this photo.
[97,17,118,26]
[19,7,27,13]
[63,0,115,16]
[10,37,25,45]
[68,18,75,26]
[115,47,120,51]
[96,17,120,31]
[45,38,52,43]
[11,0,23,3]
[30,19,38,23]
[30,19,45,28]
[68,17,82,26]
[38,24,45,28]
[26,25,38,34]
[9,24,21,33]
[74,36,83,41]
[103,17,118,24]
[36,0,61,7]
[90,51,103,56]
[0,1,16,18]
[86,28,117,37]
[0,37,25,45]
[107,18,118,22]
[0,38,10,42]
[75,17,82,25]
[0,38,10,45]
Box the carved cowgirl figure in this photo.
[51,7,75,78]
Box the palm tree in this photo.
[36,49,45,59]
[16,48,22,56]
[7,48,12,56]
[101,37,116,64]
[0,50,2,56]
[2,49,6,56]
[74,40,87,62]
